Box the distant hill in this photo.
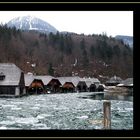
[0,25,133,82]
[7,16,58,34]
[115,35,133,48]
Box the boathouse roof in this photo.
[24,74,55,86]
[58,76,100,87]
[117,78,133,87]
[106,75,122,84]
[83,77,100,87]
[57,76,82,87]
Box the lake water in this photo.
[0,92,133,130]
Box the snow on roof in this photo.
[24,74,34,87]
[57,76,81,86]
[84,80,92,88]
[35,75,54,85]
[90,78,100,83]
[120,78,133,86]
[117,83,124,87]
[24,75,55,86]
[57,76,100,87]
[24,74,101,87]
[106,76,122,83]
[82,77,100,87]
[0,63,22,86]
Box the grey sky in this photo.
[0,11,133,37]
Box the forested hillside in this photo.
[0,24,133,82]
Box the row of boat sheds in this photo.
[0,63,133,97]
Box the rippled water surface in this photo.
[0,92,133,129]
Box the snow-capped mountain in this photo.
[7,16,58,34]
[115,35,133,48]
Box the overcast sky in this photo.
[0,11,133,37]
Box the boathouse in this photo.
[34,75,53,92]
[24,74,45,94]
[28,79,45,94]
[117,78,133,95]
[89,84,97,92]
[35,76,61,93]
[58,77,75,93]
[97,84,104,92]
[90,77,100,88]
[83,78,98,92]
[62,82,75,93]
[77,80,87,92]
[25,75,62,94]
[105,75,122,86]
[47,78,61,93]
[117,78,133,87]
[0,63,26,97]
[82,77,101,92]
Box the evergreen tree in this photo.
[80,38,86,50]
[64,34,72,55]
[48,32,55,45]
[90,45,95,56]
[59,34,64,52]
[48,63,54,76]
[113,45,121,57]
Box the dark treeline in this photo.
[0,24,133,82]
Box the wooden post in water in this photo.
[103,100,111,129]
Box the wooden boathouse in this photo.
[25,75,62,94]
[117,78,133,95]
[105,75,122,86]
[28,79,45,94]
[0,63,104,96]
[58,77,76,93]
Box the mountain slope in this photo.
[0,25,133,82]
[7,16,58,34]
[115,35,133,48]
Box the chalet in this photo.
[105,75,122,86]
[0,63,26,97]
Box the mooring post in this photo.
[103,100,111,129]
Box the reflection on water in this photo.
[104,93,133,101]
[0,92,133,130]
[80,92,133,101]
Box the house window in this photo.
[0,72,5,80]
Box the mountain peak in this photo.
[115,35,133,48]
[7,16,58,34]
